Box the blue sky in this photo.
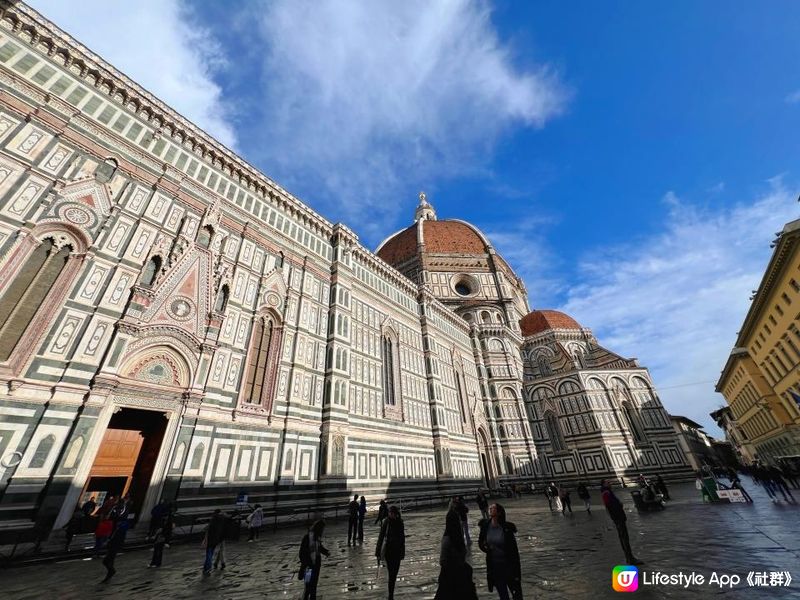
[28,0,800,433]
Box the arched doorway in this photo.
[77,344,192,522]
[477,427,495,488]
[79,407,169,520]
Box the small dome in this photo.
[377,220,489,266]
[519,310,582,337]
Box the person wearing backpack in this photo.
[298,520,330,600]
[375,505,405,600]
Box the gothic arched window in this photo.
[140,255,161,287]
[0,238,72,361]
[382,333,396,405]
[29,434,56,469]
[190,443,204,470]
[214,284,229,313]
[622,401,646,443]
[537,355,551,377]
[545,411,566,451]
[242,316,279,408]
[455,369,468,424]
[197,225,214,249]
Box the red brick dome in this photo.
[520,310,582,336]
[377,220,490,266]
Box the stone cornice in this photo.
[735,219,800,347]
[1,0,335,237]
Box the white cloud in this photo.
[484,214,565,305]
[559,179,799,433]
[252,0,567,240]
[785,90,800,104]
[27,0,237,148]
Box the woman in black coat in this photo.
[478,503,522,600]
[434,503,478,600]
[375,505,405,600]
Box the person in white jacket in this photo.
[247,504,263,541]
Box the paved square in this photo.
[3,480,798,599]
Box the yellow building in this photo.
[716,219,800,465]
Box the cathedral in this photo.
[0,1,689,543]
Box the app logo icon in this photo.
[613,565,639,592]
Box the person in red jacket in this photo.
[600,479,643,565]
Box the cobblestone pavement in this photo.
[3,479,799,599]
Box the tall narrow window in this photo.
[622,401,645,442]
[242,317,274,405]
[545,411,566,451]
[537,355,551,376]
[29,434,56,469]
[382,334,396,405]
[140,255,161,287]
[214,284,229,313]
[0,238,71,361]
[455,370,468,424]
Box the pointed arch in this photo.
[381,324,399,406]
[29,434,56,469]
[240,308,283,411]
[190,443,205,470]
[0,225,88,369]
[120,343,193,388]
[197,224,214,249]
[214,283,230,313]
[544,410,566,452]
[140,255,162,287]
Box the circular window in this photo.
[455,282,472,296]
[452,274,480,297]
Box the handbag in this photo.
[303,568,314,584]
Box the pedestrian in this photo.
[655,475,670,501]
[148,499,168,539]
[478,503,522,600]
[548,482,561,512]
[94,514,113,554]
[63,509,82,551]
[786,463,800,489]
[247,503,263,541]
[576,482,591,513]
[149,526,167,567]
[730,474,753,502]
[347,494,359,546]
[456,496,471,545]
[767,465,795,502]
[754,465,776,500]
[376,505,405,600]
[298,520,330,600]
[434,507,478,600]
[476,491,489,521]
[101,518,127,583]
[544,486,553,511]
[202,509,228,574]
[375,499,389,526]
[358,495,367,541]
[600,479,642,565]
[162,504,175,546]
[558,484,572,514]
[81,495,97,518]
